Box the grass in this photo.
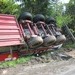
[0,56,31,68]
[63,42,75,48]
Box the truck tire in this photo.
[45,17,56,24]
[18,12,32,21]
[45,17,57,27]
[56,35,66,43]
[33,14,45,23]
[28,36,43,48]
[43,35,56,46]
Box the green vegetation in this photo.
[66,0,75,31]
[56,14,72,27]
[0,56,31,68]
[0,0,75,32]
[63,42,75,48]
[65,43,75,48]
[21,0,52,16]
[0,0,21,17]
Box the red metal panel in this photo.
[0,52,18,61]
[0,25,19,29]
[0,40,22,47]
[0,30,19,32]
[0,23,17,26]
[0,32,19,35]
[0,35,21,39]
[0,16,15,20]
[0,20,16,23]
[0,14,24,47]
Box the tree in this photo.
[21,0,52,16]
[56,14,72,27]
[49,1,71,27]
[66,0,75,35]
[49,0,72,28]
[0,0,21,17]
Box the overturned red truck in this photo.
[0,12,66,61]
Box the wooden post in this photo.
[10,46,13,60]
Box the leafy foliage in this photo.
[66,0,75,35]
[0,0,21,17]
[21,0,52,16]
[56,14,72,27]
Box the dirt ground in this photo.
[0,48,75,75]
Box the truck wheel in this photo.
[43,35,56,46]
[18,12,32,22]
[45,17,56,24]
[33,14,45,23]
[56,35,66,44]
[28,36,43,48]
